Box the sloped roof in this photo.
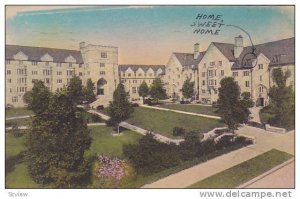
[173,52,205,67]
[211,38,294,70]
[118,64,165,73]
[6,45,83,64]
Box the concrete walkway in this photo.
[87,110,184,145]
[5,115,34,120]
[140,104,221,120]
[6,122,106,130]
[249,107,262,124]
[143,125,294,188]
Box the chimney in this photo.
[79,42,85,50]
[234,35,243,58]
[194,43,200,59]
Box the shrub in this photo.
[144,98,152,105]
[12,124,23,137]
[214,128,229,135]
[131,103,139,107]
[173,127,185,137]
[96,105,104,111]
[6,151,26,174]
[215,135,234,150]
[91,114,102,122]
[106,118,117,127]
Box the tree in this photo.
[67,75,83,105]
[83,78,96,103]
[26,92,91,188]
[23,80,51,116]
[261,68,294,129]
[217,77,251,132]
[149,78,167,101]
[107,83,134,134]
[182,79,195,99]
[138,81,149,102]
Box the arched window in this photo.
[97,78,107,95]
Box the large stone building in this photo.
[5,36,294,108]
[165,36,295,106]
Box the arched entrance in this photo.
[97,78,107,95]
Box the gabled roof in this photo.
[118,64,165,73]
[212,42,235,61]
[6,45,83,64]
[211,38,295,70]
[173,52,205,67]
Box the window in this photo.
[245,81,250,87]
[69,63,72,67]
[259,86,264,93]
[100,71,105,75]
[202,72,205,77]
[100,63,105,67]
[12,96,18,103]
[101,52,107,58]
[260,75,262,81]
[258,64,263,69]
[149,73,153,77]
[32,71,38,75]
[132,87,137,94]
[133,80,137,83]
[57,79,62,83]
[221,70,224,76]
[138,73,142,77]
[43,69,51,76]
[45,78,50,84]
[32,61,38,65]
[202,80,205,86]
[6,60,11,64]
[128,73,131,77]
[203,63,206,68]
[202,89,206,94]
[208,70,213,77]
[57,63,62,67]
[7,79,11,83]
[210,61,215,66]
[233,71,238,77]
[10,88,12,93]
[79,64,83,68]
[219,61,222,66]
[214,80,217,85]
[67,70,74,76]
[214,90,217,94]
[122,74,126,77]
[243,71,250,76]
[57,71,62,75]
[79,72,83,76]
[7,70,11,75]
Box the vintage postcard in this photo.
[5,5,295,194]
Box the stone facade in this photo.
[5,36,294,108]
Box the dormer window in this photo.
[32,61,38,65]
[69,63,72,67]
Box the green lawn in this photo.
[6,107,34,118]
[189,149,293,188]
[126,107,223,138]
[5,132,27,158]
[6,126,142,188]
[85,126,142,158]
[160,104,219,116]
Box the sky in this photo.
[6,6,294,65]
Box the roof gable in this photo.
[13,51,28,60]
[40,53,53,62]
[173,52,205,67]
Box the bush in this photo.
[91,114,102,123]
[6,151,26,174]
[214,128,230,136]
[97,105,104,111]
[106,118,117,127]
[131,103,139,107]
[12,124,23,137]
[144,98,152,105]
[173,127,185,137]
[215,135,234,150]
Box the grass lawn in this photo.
[6,118,32,127]
[189,149,293,188]
[126,107,223,138]
[160,104,219,116]
[5,125,142,188]
[85,126,142,158]
[5,132,27,158]
[6,107,34,118]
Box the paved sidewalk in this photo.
[87,110,184,145]
[143,125,294,188]
[6,115,34,120]
[140,105,221,120]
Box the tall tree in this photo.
[67,75,83,105]
[217,77,251,132]
[83,78,96,103]
[149,78,167,101]
[263,68,294,129]
[107,83,134,134]
[23,80,51,116]
[26,92,91,188]
[182,79,195,99]
[138,81,149,102]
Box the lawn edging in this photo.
[237,157,294,188]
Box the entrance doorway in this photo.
[97,78,107,95]
[256,97,264,107]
